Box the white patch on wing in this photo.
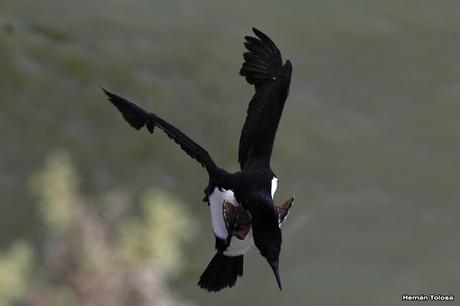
[271,177,278,198]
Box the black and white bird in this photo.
[102,28,294,292]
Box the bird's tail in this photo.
[198,253,244,292]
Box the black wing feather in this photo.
[238,28,292,170]
[102,88,217,174]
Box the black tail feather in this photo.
[198,253,244,292]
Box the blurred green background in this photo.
[1,0,459,305]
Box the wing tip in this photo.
[101,87,149,130]
[251,28,276,49]
[100,86,118,103]
[252,27,262,36]
[100,85,110,94]
[240,28,283,85]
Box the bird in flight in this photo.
[103,28,293,292]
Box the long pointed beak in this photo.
[268,259,282,290]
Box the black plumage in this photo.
[103,28,293,292]
[239,28,292,170]
[102,87,217,173]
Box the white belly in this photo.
[208,187,254,257]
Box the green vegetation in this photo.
[0,151,194,305]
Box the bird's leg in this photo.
[223,200,237,229]
[223,201,252,240]
[234,207,252,240]
[277,196,295,225]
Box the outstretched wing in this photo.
[238,28,292,170]
[102,88,217,174]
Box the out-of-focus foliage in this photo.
[0,151,195,306]
[0,242,33,306]
[31,151,79,234]
[119,190,196,275]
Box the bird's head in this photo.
[250,193,283,290]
